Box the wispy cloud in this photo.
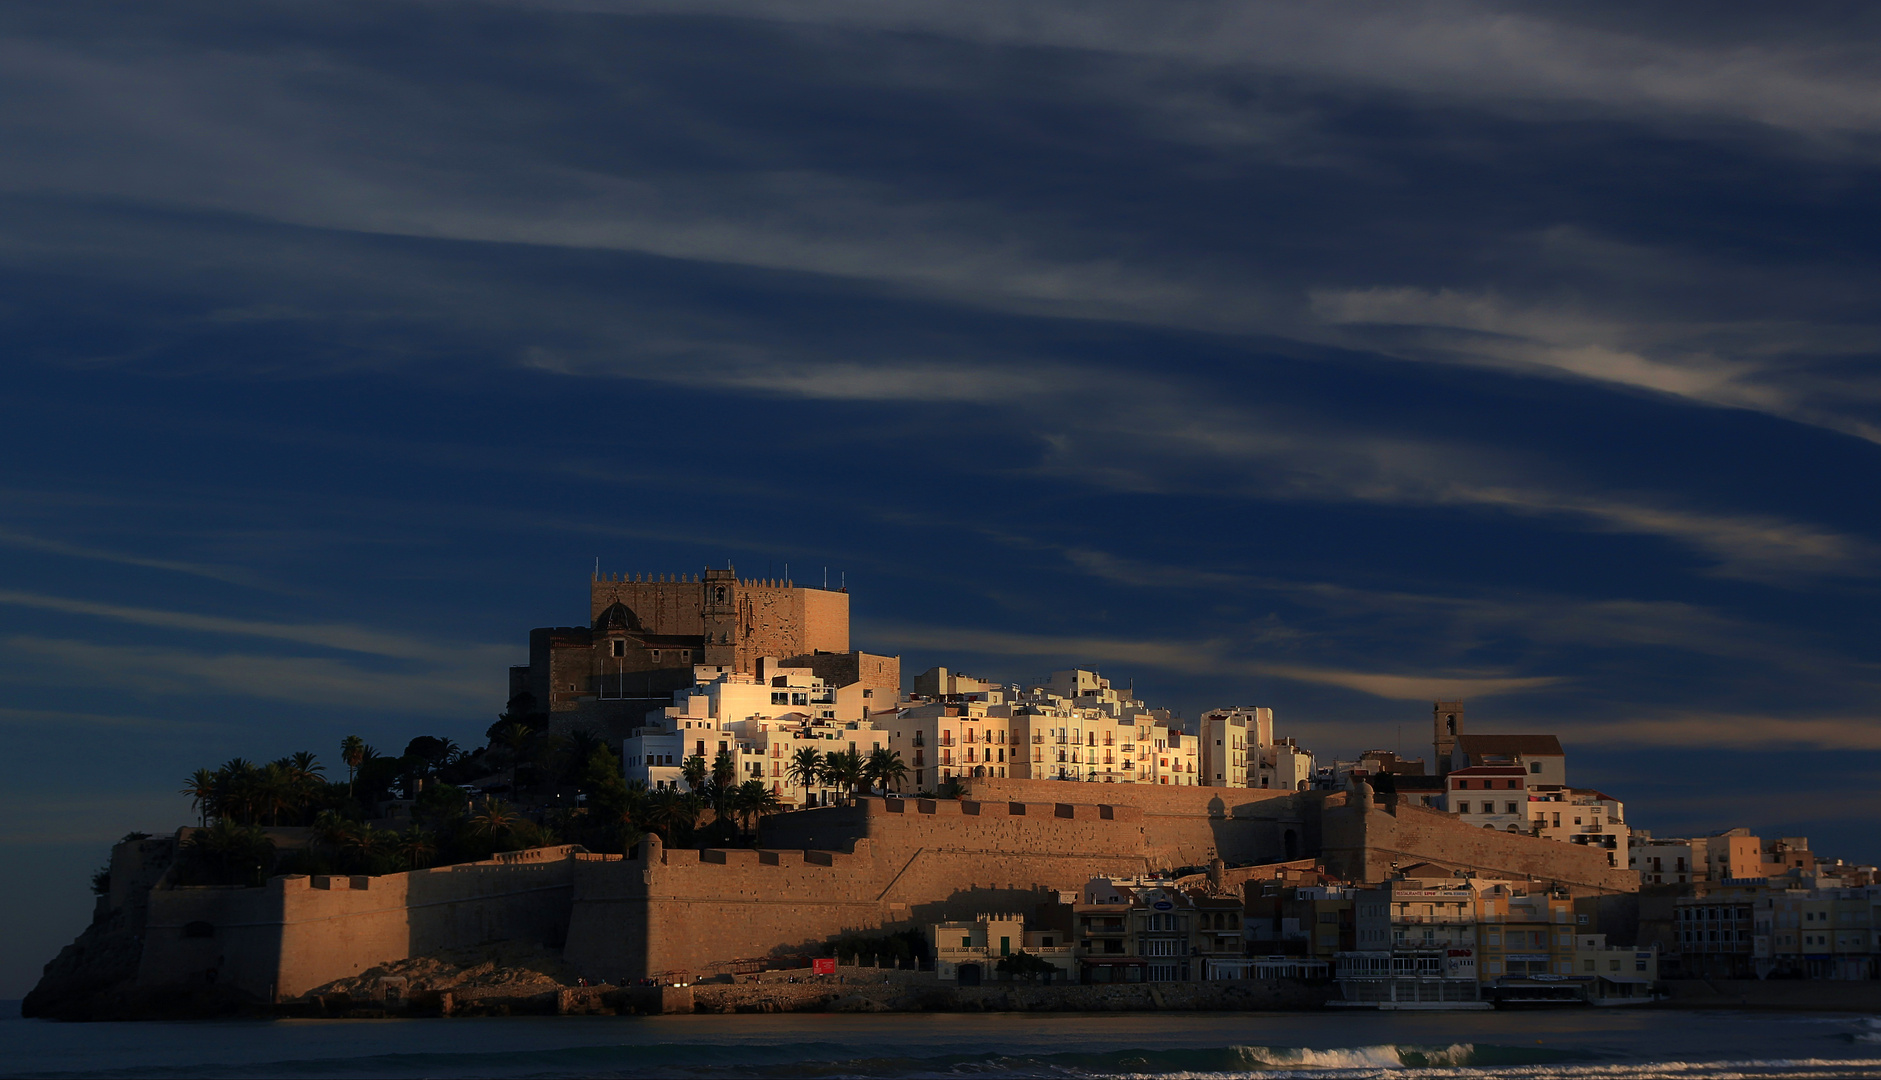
[1256,664,1563,702]
[1023,383,1875,582]
[865,619,1559,702]
[1311,285,1881,445]
[1570,711,1881,752]
[604,0,1881,137]
[0,706,220,732]
[0,525,264,586]
[0,588,510,666]
[2,636,494,713]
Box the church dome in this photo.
[593,601,642,632]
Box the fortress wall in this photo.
[138,847,580,1002]
[568,799,1157,981]
[591,579,707,635]
[959,778,1312,868]
[273,846,578,999]
[565,835,884,982]
[1322,795,1636,893]
[759,797,1152,862]
[139,883,286,1002]
[796,588,850,654]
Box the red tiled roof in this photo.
[1457,733,1563,757]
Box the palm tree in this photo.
[727,779,783,841]
[710,750,738,839]
[185,818,275,886]
[865,747,909,795]
[340,735,367,796]
[786,746,823,807]
[286,752,325,820]
[257,760,296,826]
[182,769,218,826]
[396,828,437,870]
[820,749,864,804]
[469,799,517,841]
[642,786,698,845]
[561,728,604,786]
[217,758,259,825]
[312,809,356,851]
[679,754,709,795]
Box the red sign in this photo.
[812,958,836,975]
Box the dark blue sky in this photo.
[5,0,1881,995]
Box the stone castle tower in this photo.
[1433,700,1463,776]
[515,563,856,738]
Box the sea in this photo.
[7,1005,1881,1079]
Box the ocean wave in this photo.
[9,1040,1881,1080]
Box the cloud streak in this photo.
[0,588,509,666]
[2,636,495,714]
[865,619,1561,702]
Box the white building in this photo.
[932,913,1075,982]
[1262,738,1316,792]
[1530,788,1631,868]
[1199,707,1274,788]
[624,659,890,804]
[1442,764,1528,833]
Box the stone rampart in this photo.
[960,777,1314,868]
[565,797,1157,982]
[138,846,579,1002]
[1320,790,1637,893]
[118,784,1638,1008]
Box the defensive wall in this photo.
[1320,783,1637,893]
[564,796,1158,981]
[589,574,849,669]
[960,777,1316,868]
[84,783,1637,1008]
[963,777,1635,892]
[138,845,578,1002]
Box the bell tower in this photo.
[1433,700,1463,776]
[701,565,740,668]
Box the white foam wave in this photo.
[1227,1042,1471,1069]
[1106,1055,1881,1080]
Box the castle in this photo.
[515,565,897,740]
[30,564,1647,1015]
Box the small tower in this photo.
[701,565,740,668]
[1433,700,1464,776]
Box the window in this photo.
[1457,802,1470,814]
[1530,761,1542,773]
[651,650,662,661]
[1506,802,1519,814]
[612,639,625,657]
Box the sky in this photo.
[4,0,1881,997]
